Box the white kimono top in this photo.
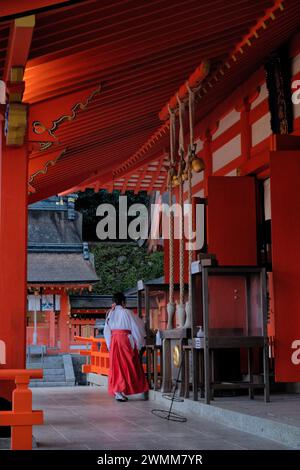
[104,305,146,351]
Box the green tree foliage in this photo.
[91,243,164,294]
[76,189,163,293]
[76,189,149,241]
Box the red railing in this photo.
[75,336,160,385]
[74,336,110,376]
[0,369,44,450]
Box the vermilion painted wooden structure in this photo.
[207,176,258,266]
[75,336,150,376]
[1,0,300,406]
[270,148,300,382]
[75,336,110,376]
[0,369,43,450]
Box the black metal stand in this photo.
[151,355,187,423]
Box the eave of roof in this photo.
[27,252,99,283]
[16,0,286,201]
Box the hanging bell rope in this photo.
[186,84,195,307]
[168,106,176,308]
[177,94,185,310]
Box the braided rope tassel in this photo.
[168,107,175,306]
[167,107,176,329]
[179,170,185,307]
[177,96,186,328]
[187,86,195,306]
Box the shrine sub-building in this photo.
[27,195,99,354]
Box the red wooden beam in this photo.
[28,148,66,186]
[134,167,149,194]
[159,61,210,121]
[4,15,35,82]
[148,153,166,192]
[76,148,166,193]
[0,1,81,20]
[28,82,102,146]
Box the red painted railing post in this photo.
[11,374,32,450]
[0,369,44,450]
[74,336,110,376]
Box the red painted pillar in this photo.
[202,130,212,197]
[239,100,251,161]
[270,150,300,382]
[48,310,56,348]
[59,291,70,352]
[0,129,28,400]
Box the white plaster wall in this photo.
[226,169,237,176]
[213,109,240,139]
[292,52,300,76]
[251,82,268,109]
[292,53,300,118]
[293,97,300,119]
[195,139,203,153]
[212,134,241,172]
[193,189,204,198]
[251,112,272,146]
[185,167,204,192]
[264,178,271,220]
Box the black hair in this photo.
[112,292,126,305]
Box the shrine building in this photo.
[0,0,300,451]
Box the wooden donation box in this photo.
[191,262,270,404]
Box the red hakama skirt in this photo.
[108,329,149,396]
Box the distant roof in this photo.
[29,195,78,212]
[123,286,138,296]
[28,209,82,249]
[144,276,165,285]
[70,294,137,310]
[28,253,99,284]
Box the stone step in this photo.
[27,357,63,363]
[41,377,65,383]
[31,370,65,381]
[27,355,75,388]
[27,362,63,369]
[30,381,73,388]
[42,368,65,376]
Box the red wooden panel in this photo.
[208,276,246,331]
[207,176,257,266]
[270,150,300,382]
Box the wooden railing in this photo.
[75,336,162,392]
[74,336,110,376]
[0,369,44,450]
[145,345,162,390]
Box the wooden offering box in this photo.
[191,263,270,404]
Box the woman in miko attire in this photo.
[104,292,149,402]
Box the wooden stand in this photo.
[191,264,270,404]
[161,328,191,394]
[137,279,188,391]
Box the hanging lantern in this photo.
[191,156,205,173]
